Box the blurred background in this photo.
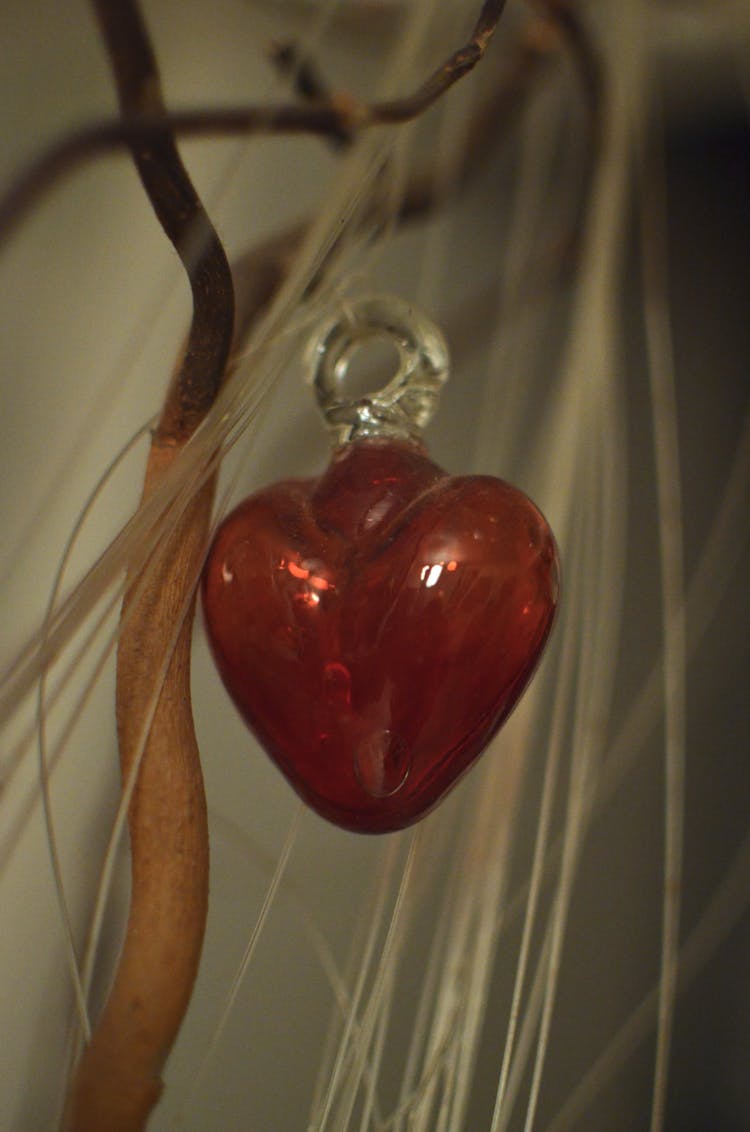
[0,2,749,1129]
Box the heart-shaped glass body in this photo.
[202,439,559,833]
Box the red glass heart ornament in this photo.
[202,438,558,832]
[201,297,559,833]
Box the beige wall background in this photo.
[1,3,749,1130]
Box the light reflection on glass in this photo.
[280,556,333,607]
[419,559,459,589]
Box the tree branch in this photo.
[0,1,507,250]
[268,39,353,148]
[89,0,235,442]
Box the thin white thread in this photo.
[637,68,687,1132]
[172,805,303,1128]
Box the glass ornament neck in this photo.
[305,294,450,446]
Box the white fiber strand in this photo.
[172,805,302,1127]
[636,64,688,1132]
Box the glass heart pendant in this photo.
[202,296,560,833]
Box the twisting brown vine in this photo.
[63,1,233,1126]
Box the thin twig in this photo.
[0,1,507,250]
[268,39,353,147]
[532,0,604,154]
[514,0,604,282]
[90,0,235,440]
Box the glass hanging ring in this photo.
[306,294,449,444]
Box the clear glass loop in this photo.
[305,295,450,445]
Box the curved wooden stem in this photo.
[64,454,213,1130]
[90,0,235,442]
[64,1,233,1127]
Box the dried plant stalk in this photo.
[64,0,232,1125]
[64,454,213,1129]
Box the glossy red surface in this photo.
[202,439,560,833]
